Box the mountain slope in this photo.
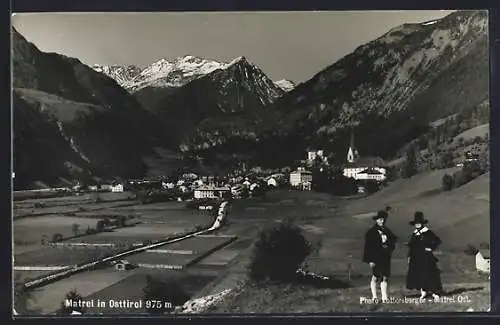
[138,56,285,153]
[12,28,175,189]
[93,55,229,92]
[274,79,296,92]
[265,10,489,163]
[91,64,142,89]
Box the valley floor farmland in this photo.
[13,170,490,314]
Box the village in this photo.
[14,133,392,203]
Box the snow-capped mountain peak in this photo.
[274,79,296,92]
[91,64,142,87]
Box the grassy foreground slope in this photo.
[215,169,490,313]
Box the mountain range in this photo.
[267,10,489,162]
[12,28,176,189]
[93,56,295,93]
[11,10,490,189]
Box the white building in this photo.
[307,149,328,165]
[100,184,113,191]
[290,167,313,188]
[267,177,278,187]
[475,249,490,274]
[355,168,386,182]
[342,130,387,181]
[194,186,230,200]
[110,183,124,192]
[162,181,175,189]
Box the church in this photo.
[342,131,387,182]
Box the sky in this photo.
[12,10,456,82]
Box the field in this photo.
[84,269,217,314]
[13,192,214,270]
[453,123,489,144]
[14,247,120,266]
[207,169,490,313]
[18,268,140,315]
[14,216,106,246]
[13,169,490,314]
[125,236,237,267]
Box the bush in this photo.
[442,173,453,191]
[439,150,455,168]
[52,233,64,243]
[59,289,85,315]
[249,222,312,283]
[401,146,418,178]
[34,202,46,209]
[96,220,105,232]
[453,163,484,188]
[142,276,189,314]
[364,180,380,194]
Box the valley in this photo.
[11,9,491,316]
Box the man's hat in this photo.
[372,210,388,221]
[409,211,428,225]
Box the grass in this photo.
[19,268,139,315]
[453,123,489,144]
[215,280,489,313]
[205,168,490,313]
[14,247,120,266]
[15,88,104,123]
[14,216,106,246]
[84,270,216,314]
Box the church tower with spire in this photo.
[347,129,359,163]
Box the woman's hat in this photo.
[409,211,428,225]
[372,210,388,220]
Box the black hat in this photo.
[409,211,428,225]
[372,210,388,221]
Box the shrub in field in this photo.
[142,275,189,314]
[34,202,46,209]
[453,163,484,188]
[442,173,453,191]
[401,146,418,178]
[71,223,80,236]
[51,233,64,243]
[249,222,312,283]
[364,180,380,194]
[85,227,97,235]
[96,220,105,232]
[59,289,85,315]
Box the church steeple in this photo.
[347,128,359,163]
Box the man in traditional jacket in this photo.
[363,210,398,302]
[406,211,443,301]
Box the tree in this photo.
[96,220,105,232]
[59,289,86,315]
[364,180,380,194]
[142,276,189,314]
[402,146,418,178]
[52,233,64,243]
[71,224,80,236]
[249,222,312,283]
[442,174,453,191]
[439,150,455,168]
[116,215,126,227]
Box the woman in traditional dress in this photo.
[406,211,443,300]
[363,210,398,302]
